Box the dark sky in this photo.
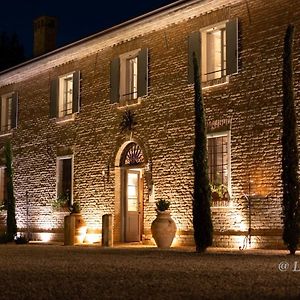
[0,0,178,58]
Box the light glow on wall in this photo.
[39,232,53,243]
[84,233,101,244]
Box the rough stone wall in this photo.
[0,0,299,248]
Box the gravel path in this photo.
[0,244,299,299]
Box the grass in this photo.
[0,244,299,299]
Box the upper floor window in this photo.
[110,48,148,105]
[188,19,238,86]
[50,71,80,119]
[121,51,138,101]
[207,132,231,202]
[0,92,18,133]
[201,24,227,82]
[59,74,73,117]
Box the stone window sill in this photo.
[54,114,75,124]
[211,199,231,208]
[0,131,13,138]
[202,76,229,89]
[114,97,142,110]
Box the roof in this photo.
[0,0,241,85]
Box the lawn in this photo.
[0,244,299,299]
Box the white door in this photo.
[125,170,141,242]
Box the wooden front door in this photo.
[125,170,141,242]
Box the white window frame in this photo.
[0,93,13,133]
[201,21,229,86]
[58,73,74,118]
[56,155,74,205]
[119,49,140,102]
[207,131,231,198]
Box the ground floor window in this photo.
[57,156,73,206]
[0,167,7,209]
[207,132,230,201]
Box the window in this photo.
[0,167,7,209]
[58,74,73,117]
[50,71,80,119]
[188,19,238,85]
[0,92,18,133]
[207,132,231,200]
[57,156,73,206]
[201,24,226,82]
[121,53,138,101]
[110,48,148,104]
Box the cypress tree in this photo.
[0,32,25,71]
[192,52,213,252]
[5,140,17,241]
[281,24,300,255]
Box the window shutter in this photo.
[137,48,148,98]
[50,78,59,118]
[72,71,80,113]
[226,18,239,75]
[11,92,18,129]
[0,97,2,130]
[110,57,120,103]
[188,32,201,84]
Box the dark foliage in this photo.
[192,52,213,252]
[5,141,17,242]
[0,32,25,71]
[155,199,170,212]
[15,235,29,244]
[281,24,300,255]
[0,233,8,244]
[119,110,137,134]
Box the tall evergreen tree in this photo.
[281,24,300,255]
[192,52,213,252]
[5,141,17,241]
[0,32,25,71]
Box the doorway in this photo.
[124,169,143,242]
[119,142,145,242]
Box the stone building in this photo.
[0,0,299,248]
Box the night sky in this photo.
[0,0,177,58]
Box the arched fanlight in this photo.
[121,143,144,166]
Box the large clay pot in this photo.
[151,210,177,248]
[72,213,87,244]
[65,212,87,244]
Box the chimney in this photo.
[33,16,57,57]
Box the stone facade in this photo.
[0,0,299,249]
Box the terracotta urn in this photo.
[151,210,177,248]
[71,212,87,244]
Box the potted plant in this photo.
[210,184,229,202]
[52,193,70,212]
[70,201,81,214]
[151,199,177,248]
[64,201,87,245]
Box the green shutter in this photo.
[188,32,201,84]
[137,48,148,98]
[0,96,2,131]
[110,57,120,103]
[226,18,239,75]
[72,71,80,113]
[11,92,18,129]
[50,78,58,118]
